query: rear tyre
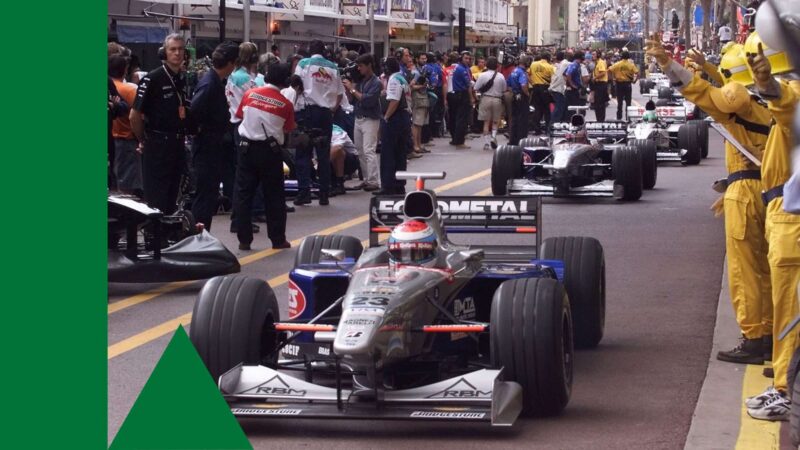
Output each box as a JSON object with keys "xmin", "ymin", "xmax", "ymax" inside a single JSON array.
[
  {"xmin": 658, "ymin": 87, "xmax": 672, "ymax": 99},
  {"xmin": 612, "ymin": 146, "xmax": 643, "ymax": 201},
  {"xmin": 655, "ymin": 99, "xmax": 669, "ymax": 107},
  {"xmin": 688, "ymin": 120, "xmax": 710, "ymax": 158},
  {"xmin": 491, "ymin": 278, "xmax": 573, "ymax": 416},
  {"xmin": 678, "ymin": 123, "xmax": 702, "ymax": 165},
  {"xmin": 294, "ymin": 234, "xmax": 363, "ymax": 267},
  {"xmin": 541, "ymin": 237, "xmax": 606, "ymax": 348},
  {"xmin": 639, "ymin": 79, "xmax": 648, "ymax": 94},
  {"xmin": 519, "ymin": 137, "xmax": 548, "ymax": 148},
  {"xmin": 633, "ymin": 139, "xmax": 658, "ymax": 190},
  {"xmin": 190, "ymin": 275, "xmax": 281, "ymax": 381},
  {"xmin": 492, "ymin": 144, "xmax": 523, "ymax": 195}
]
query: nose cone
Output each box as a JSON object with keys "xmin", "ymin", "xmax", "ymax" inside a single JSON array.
[{"xmin": 333, "ymin": 310, "xmax": 383, "ymax": 356}]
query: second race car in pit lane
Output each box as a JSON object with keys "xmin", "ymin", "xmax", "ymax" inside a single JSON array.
[
  {"xmin": 492, "ymin": 110, "xmax": 654, "ymax": 200},
  {"xmin": 626, "ymin": 100, "xmax": 710, "ymax": 165},
  {"xmin": 189, "ymin": 172, "xmax": 606, "ymax": 426}
]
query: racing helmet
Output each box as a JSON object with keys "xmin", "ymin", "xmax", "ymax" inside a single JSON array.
[
  {"xmin": 719, "ymin": 44, "xmax": 754, "ymax": 85},
  {"xmin": 388, "ymin": 220, "xmax": 438, "ymax": 267},
  {"xmin": 744, "ymin": 31, "xmax": 793, "ymax": 76},
  {"xmin": 643, "ymin": 110, "xmax": 658, "ymax": 123}
]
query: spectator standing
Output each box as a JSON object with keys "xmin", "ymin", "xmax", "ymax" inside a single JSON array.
[
  {"xmin": 529, "ymin": 52, "xmax": 554, "ymax": 134},
  {"xmin": 129, "ymin": 33, "xmax": 189, "ymax": 215},
  {"xmin": 109, "ymin": 54, "xmax": 142, "ymax": 195},
  {"xmin": 592, "ymin": 50, "xmax": 610, "ymax": 122},
  {"xmin": 507, "ymin": 55, "xmax": 531, "ymax": 145},
  {"xmin": 344, "ymin": 53, "xmax": 381, "ymax": 192},
  {"xmin": 233, "ymin": 62, "xmax": 295, "ymax": 251},
  {"xmin": 471, "ymin": 56, "xmax": 486, "ymax": 79},
  {"xmin": 293, "ymin": 40, "xmax": 344, "ymax": 206},
  {"xmin": 410, "ymin": 52, "xmax": 430, "ymax": 155},
  {"xmin": 444, "ymin": 52, "xmax": 460, "ymax": 139},
  {"xmin": 608, "ymin": 50, "xmax": 638, "ymax": 120},
  {"xmin": 718, "ymin": 24, "xmax": 733, "ymax": 45},
  {"xmin": 422, "ymin": 52, "xmax": 442, "ymax": 143},
  {"xmin": 376, "ymin": 57, "xmax": 411, "ymax": 195},
  {"xmin": 189, "ymin": 42, "xmax": 238, "ymax": 231},
  {"xmin": 473, "ymin": 56, "xmax": 506, "ymax": 150},
  {"xmin": 449, "ymin": 52, "xmax": 475, "ymax": 148},
  {"xmin": 549, "ymin": 51, "xmax": 570, "ymax": 123}
]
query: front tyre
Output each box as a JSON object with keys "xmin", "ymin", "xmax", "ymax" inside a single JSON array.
[
  {"xmin": 612, "ymin": 146, "xmax": 643, "ymax": 201},
  {"xmin": 491, "ymin": 278, "xmax": 573, "ymax": 416},
  {"xmin": 633, "ymin": 139, "xmax": 658, "ymax": 190},
  {"xmin": 678, "ymin": 123, "xmax": 702, "ymax": 165},
  {"xmin": 190, "ymin": 275, "xmax": 281, "ymax": 381},
  {"xmin": 491, "ymin": 145, "xmax": 523, "ymax": 195}
]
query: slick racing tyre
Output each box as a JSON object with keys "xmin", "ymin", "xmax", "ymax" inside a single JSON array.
[
  {"xmin": 688, "ymin": 119, "xmax": 710, "ymax": 158},
  {"xmin": 295, "ymin": 234, "xmax": 364, "ymax": 267},
  {"xmin": 190, "ymin": 275, "xmax": 281, "ymax": 381},
  {"xmin": 541, "ymin": 236, "xmax": 606, "ymax": 348},
  {"xmin": 612, "ymin": 146, "xmax": 643, "ymax": 201},
  {"xmin": 491, "ymin": 144, "xmax": 523, "ymax": 195},
  {"xmin": 658, "ymin": 86, "xmax": 672, "ymax": 100},
  {"xmin": 491, "ymin": 278, "xmax": 573, "ymax": 416},
  {"xmin": 639, "ymin": 79, "xmax": 648, "ymax": 94},
  {"xmin": 678, "ymin": 123, "xmax": 702, "ymax": 165},
  {"xmin": 633, "ymin": 139, "xmax": 658, "ymax": 190},
  {"xmin": 519, "ymin": 137, "xmax": 548, "ymax": 149},
  {"xmin": 655, "ymin": 99, "xmax": 669, "ymax": 107}
]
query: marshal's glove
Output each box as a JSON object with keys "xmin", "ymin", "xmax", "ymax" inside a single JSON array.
[{"xmin": 747, "ymin": 42, "xmax": 773, "ymax": 93}]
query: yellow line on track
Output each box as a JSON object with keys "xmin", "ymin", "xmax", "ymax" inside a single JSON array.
[
  {"xmin": 734, "ymin": 363, "xmax": 781, "ymax": 449},
  {"xmin": 108, "ymin": 172, "xmax": 492, "ymax": 360},
  {"xmin": 108, "ymin": 168, "xmax": 491, "ymax": 316}
]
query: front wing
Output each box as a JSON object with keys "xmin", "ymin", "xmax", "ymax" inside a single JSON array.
[
  {"xmin": 507, "ymin": 178, "xmax": 623, "ymax": 198},
  {"xmin": 220, "ymin": 364, "xmax": 523, "ymax": 426}
]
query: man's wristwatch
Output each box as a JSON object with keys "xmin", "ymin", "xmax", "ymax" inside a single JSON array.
[{"xmin": 351, "ymin": 89, "xmax": 357, "ymax": 95}]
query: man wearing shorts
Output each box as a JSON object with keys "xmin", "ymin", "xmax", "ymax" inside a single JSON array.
[{"xmin": 473, "ymin": 56, "xmax": 507, "ymax": 151}]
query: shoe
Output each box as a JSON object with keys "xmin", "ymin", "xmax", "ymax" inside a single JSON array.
[
  {"xmin": 272, "ymin": 241, "xmax": 291, "ymax": 250},
  {"xmin": 483, "ymin": 143, "xmax": 492, "ymax": 151},
  {"xmin": 418, "ymin": 147, "xmax": 432, "ymax": 153},
  {"xmin": 253, "ymin": 215, "xmax": 267, "ymax": 223},
  {"xmin": 407, "ymin": 152, "xmax": 423, "ymax": 159},
  {"xmin": 331, "ymin": 184, "xmax": 346, "ymax": 196},
  {"xmin": 293, "ymin": 190, "xmax": 312, "ymax": 206},
  {"xmin": 350, "ymin": 182, "xmax": 366, "ymax": 190},
  {"xmin": 448, "ymin": 141, "xmax": 456, "ymax": 145},
  {"xmin": 747, "ymin": 390, "xmax": 790, "ymax": 421},
  {"xmin": 455, "ymin": 144, "xmax": 469, "ymax": 149},
  {"xmin": 238, "ymin": 242, "xmax": 251, "ymax": 251},
  {"xmin": 716, "ymin": 336, "xmax": 765, "ymax": 365},
  {"xmin": 319, "ymin": 192, "xmax": 329, "ymax": 205},
  {"xmin": 372, "ymin": 189, "xmax": 398, "ymax": 196},
  {"xmin": 763, "ymin": 367, "xmax": 774, "ymax": 378},
  {"xmin": 745, "ymin": 386, "xmax": 781, "ymax": 409},
  {"xmin": 491, "ymin": 138, "xmax": 498, "ymax": 149},
  {"xmin": 286, "ymin": 204, "xmax": 295, "ymax": 213},
  {"xmin": 362, "ymin": 183, "xmax": 380, "ymax": 192},
  {"xmin": 763, "ymin": 335, "xmax": 773, "ymax": 361}
]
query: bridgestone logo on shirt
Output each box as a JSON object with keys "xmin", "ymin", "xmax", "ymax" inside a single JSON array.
[
  {"xmin": 409, "ymin": 411, "xmax": 486, "ymax": 419},
  {"xmin": 231, "ymin": 408, "xmax": 302, "ymax": 416},
  {"xmin": 248, "ymin": 92, "xmax": 286, "ymax": 107}
]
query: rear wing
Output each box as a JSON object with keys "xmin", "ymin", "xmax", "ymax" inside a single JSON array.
[
  {"xmin": 551, "ymin": 121, "xmax": 627, "ymax": 140},
  {"xmin": 627, "ymin": 105, "xmax": 687, "ymax": 123},
  {"xmin": 369, "ymin": 195, "xmax": 542, "ymax": 250}
]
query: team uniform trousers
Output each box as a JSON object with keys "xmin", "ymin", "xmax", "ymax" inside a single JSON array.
[
  {"xmin": 615, "ymin": 81, "xmax": 632, "ymax": 120},
  {"xmin": 234, "ymin": 139, "xmax": 287, "ymax": 247},
  {"xmin": 191, "ymin": 131, "xmax": 226, "ymax": 231},
  {"xmin": 509, "ymin": 93, "xmax": 530, "ymax": 146},
  {"xmin": 354, "ymin": 117, "xmax": 380, "ymax": 187},
  {"xmin": 142, "ymin": 131, "xmax": 185, "ymax": 215},
  {"xmin": 296, "ymin": 105, "xmax": 333, "ymax": 193},
  {"xmin": 593, "ymin": 82, "xmax": 609, "ymax": 122},
  {"xmin": 530, "ymin": 85, "xmax": 551, "ymax": 133},
  {"xmin": 550, "ymin": 91, "xmax": 566, "ymax": 123},
  {"xmin": 379, "ymin": 110, "xmax": 410, "ymax": 193},
  {"xmin": 450, "ymin": 91, "xmax": 470, "ymax": 145}
]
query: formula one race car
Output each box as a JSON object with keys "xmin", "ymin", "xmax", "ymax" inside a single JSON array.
[
  {"xmin": 108, "ymin": 194, "xmax": 240, "ymax": 283},
  {"xmin": 626, "ymin": 100, "xmax": 709, "ymax": 165},
  {"xmin": 639, "ymin": 72, "xmax": 670, "ymax": 95},
  {"xmin": 492, "ymin": 109, "xmax": 654, "ymax": 200},
  {"xmin": 189, "ymin": 172, "xmax": 606, "ymax": 426}
]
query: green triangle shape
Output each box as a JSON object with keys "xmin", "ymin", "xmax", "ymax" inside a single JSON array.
[{"xmin": 110, "ymin": 326, "xmax": 252, "ymax": 450}]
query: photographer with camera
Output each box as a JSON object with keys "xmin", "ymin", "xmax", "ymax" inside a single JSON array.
[
  {"xmin": 232, "ymin": 62, "xmax": 295, "ymax": 251},
  {"xmin": 343, "ymin": 53, "xmax": 381, "ymax": 192}
]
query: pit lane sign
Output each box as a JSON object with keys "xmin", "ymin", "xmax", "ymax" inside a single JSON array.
[
  {"xmin": 390, "ymin": 8, "xmax": 415, "ymax": 29},
  {"xmin": 342, "ymin": 3, "xmax": 367, "ymax": 26}
]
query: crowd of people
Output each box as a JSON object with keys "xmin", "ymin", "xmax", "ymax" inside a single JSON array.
[{"xmin": 580, "ymin": 0, "xmax": 643, "ymax": 42}]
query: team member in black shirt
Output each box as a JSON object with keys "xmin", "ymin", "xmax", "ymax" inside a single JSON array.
[
  {"xmin": 130, "ymin": 33, "xmax": 189, "ymax": 215},
  {"xmin": 189, "ymin": 42, "xmax": 238, "ymax": 231}
]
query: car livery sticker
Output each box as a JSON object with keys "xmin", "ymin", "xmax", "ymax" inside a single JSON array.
[{"xmin": 288, "ymin": 279, "xmax": 306, "ymax": 319}]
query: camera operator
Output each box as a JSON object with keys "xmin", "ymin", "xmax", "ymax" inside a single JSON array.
[
  {"xmin": 343, "ymin": 53, "xmax": 381, "ymax": 191},
  {"xmin": 233, "ymin": 62, "xmax": 295, "ymax": 251}
]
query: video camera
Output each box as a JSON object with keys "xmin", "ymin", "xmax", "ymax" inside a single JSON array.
[
  {"xmin": 342, "ymin": 60, "xmax": 362, "ymax": 83},
  {"xmin": 498, "ymin": 37, "xmax": 520, "ymax": 67}
]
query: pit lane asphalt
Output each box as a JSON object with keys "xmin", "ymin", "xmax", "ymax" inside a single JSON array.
[{"xmin": 108, "ymin": 96, "xmax": 726, "ymax": 449}]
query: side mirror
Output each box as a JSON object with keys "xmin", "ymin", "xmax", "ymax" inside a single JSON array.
[
  {"xmin": 460, "ymin": 249, "xmax": 484, "ymax": 263},
  {"xmin": 320, "ymin": 249, "xmax": 346, "ymax": 262}
]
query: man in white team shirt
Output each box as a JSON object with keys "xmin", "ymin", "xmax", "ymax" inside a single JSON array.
[
  {"xmin": 233, "ymin": 62, "xmax": 296, "ymax": 252},
  {"xmin": 293, "ymin": 40, "xmax": 344, "ymax": 206},
  {"xmin": 718, "ymin": 24, "xmax": 733, "ymax": 45},
  {"xmin": 473, "ymin": 56, "xmax": 507, "ymax": 150}
]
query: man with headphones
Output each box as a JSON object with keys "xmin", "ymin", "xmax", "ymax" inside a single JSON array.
[{"xmin": 130, "ymin": 33, "xmax": 189, "ymax": 215}]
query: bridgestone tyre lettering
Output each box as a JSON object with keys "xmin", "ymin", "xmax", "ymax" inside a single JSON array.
[
  {"xmin": 190, "ymin": 275, "xmax": 280, "ymax": 381},
  {"xmin": 490, "ymin": 278, "xmax": 573, "ymax": 416},
  {"xmin": 541, "ymin": 236, "xmax": 606, "ymax": 348},
  {"xmin": 633, "ymin": 139, "xmax": 658, "ymax": 189},
  {"xmin": 491, "ymin": 145, "xmax": 523, "ymax": 195},
  {"xmin": 688, "ymin": 119, "xmax": 710, "ymax": 158},
  {"xmin": 294, "ymin": 234, "xmax": 363, "ymax": 267},
  {"xmin": 612, "ymin": 146, "xmax": 643, "ymax": 201},
  {"xmin": 679, "ymin": 123, "xmax": 702, "ymax": 165}
]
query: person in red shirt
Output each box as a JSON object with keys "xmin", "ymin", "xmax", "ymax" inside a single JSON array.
[
  {"xmin": 233, "ymin": 62, "xmax": 296, "ymax": 251},
  {"xmin": 109, "ymin": 52, "xmax": 142, "ymax": 195}
]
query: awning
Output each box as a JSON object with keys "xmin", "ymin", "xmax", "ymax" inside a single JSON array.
[{"xmin": 116, "ymin": 24, "xmax": 169, "ymax": 44}]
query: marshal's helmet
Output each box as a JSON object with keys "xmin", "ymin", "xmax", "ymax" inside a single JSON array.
[{"xmin": 388, "ymin": 220, "xmax": 438, "ymax": 267}]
